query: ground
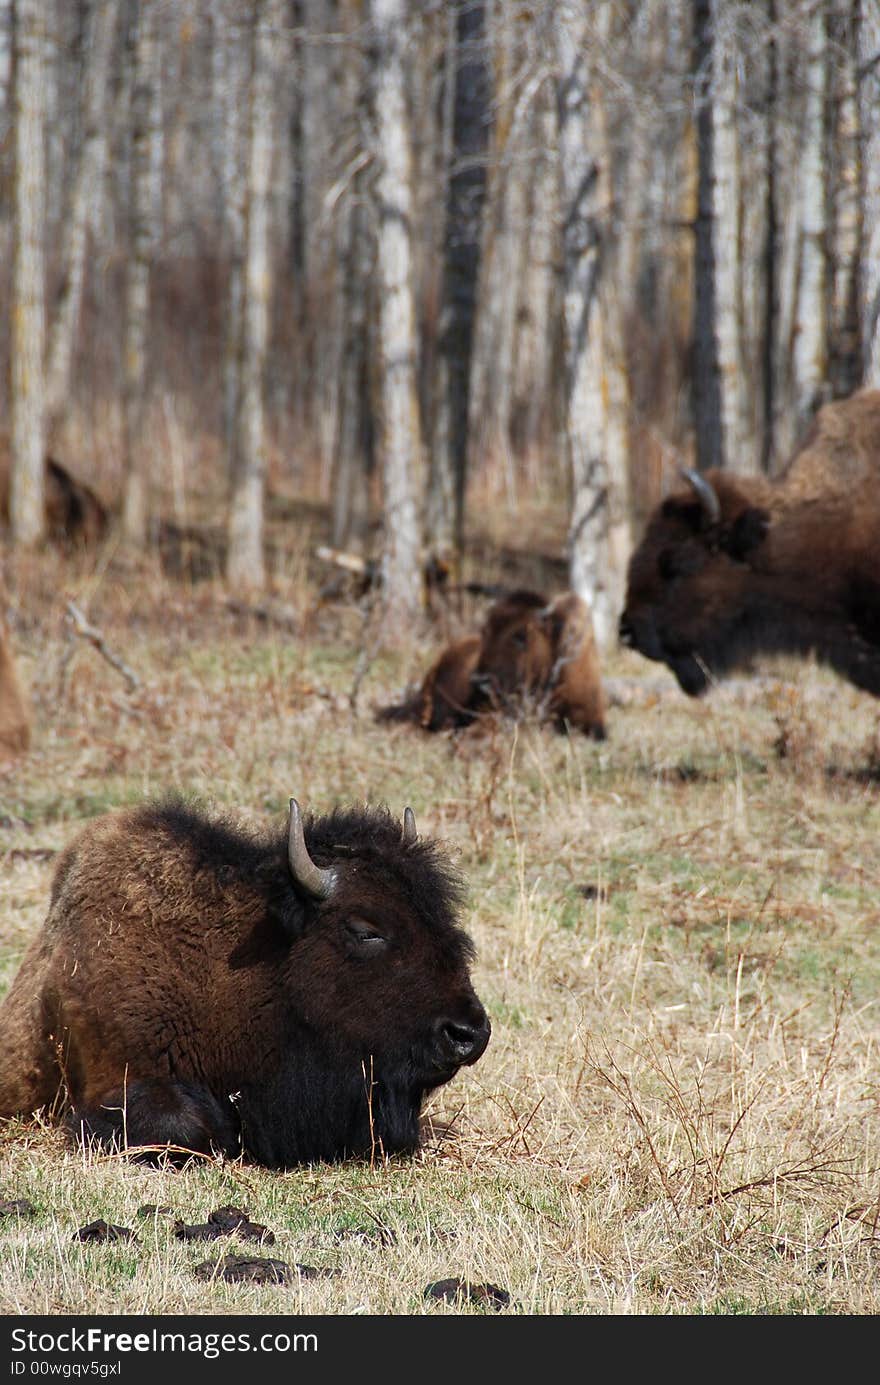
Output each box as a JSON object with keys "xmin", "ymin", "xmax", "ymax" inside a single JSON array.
[{"xmin": 1, "ymin": 487, "xmax": 878, "ymax": 1315}]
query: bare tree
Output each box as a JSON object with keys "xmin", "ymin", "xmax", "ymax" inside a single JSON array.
[
  {"xmin": 712, "ymin": 2, "xmax": 756, "ymax": 474},
  {"xmin": 330, "ymin": 0, "xmax": 373, "ymax": 553},
  {"xmin": 227, "ymin": 0, "xmax": 283, "ymax": 591},
  {"xmin": 692, "ymin": 0, "xmax": 723, "ymax": 472},
  {"xmin": 45, "ymin": 0, "xmax": 120, "ymax": 440},
  {"xmin": 430, "ymin": 0, "xmax": 490, "ymax": 558},
  {"xmin": 121, "ymin": 0, "xmax": 160, "ymax": 546},
  {"xmin": 10, "ymin": 0, "xmax": 47, "ymax": 547},
  {"xmin": 790, "ymin": 0, "xmax": 830, "ymax": 435},
  {"xmin": 556, "ymin": 2, "xmax": 624, "ymax": 652},
  {"xmin": 860, "ymin": 0, "xmax": 880, "ymax": 385},
  {"xmin": 369, "ymin": 0, "xmax": 425, "ymax": 635}
]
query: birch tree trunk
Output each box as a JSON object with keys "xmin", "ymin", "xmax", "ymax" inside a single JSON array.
[
  {"xmin": 122, "ymin": 0, "xmax": 159, "ymax": 546},
  {"xmin": 829, "ymin": 0, "xmax": 861, "ymax": 397},
  {"xmin": 330, "ymin": 0, "xmax": 372, "ymax": 553},
  {"xmin": 511, "ymin": 84, "xmax": 557, "ymax": 467},
  {"xmin": 860, "ymin": 0, "xmax": 880, "ymax": 386},
  {"xmin": 791, "ymin": 1, "xmax": 829, "ymax": 436},
  {"xmin": 468, "ymin": 2, "xmax": 534, "ymax": 485},
  {"xmin": 712, "ymin": 3, "xmax": 755, "ymax": 474},
  {"xmin": 557, "ymin": 3, "xmax": 619, "ymax": 652},
  {"xmin": 227, "ymin": 0, "xmax": 281, "ymax": 592},
  {"xmin": 45, "ymin": 0, "xmax": 119, "ymax": 440},
  {"xmin": 217, "ymin": 0, "xmax": 248, "ymax": 469},
  {"xmin": 692, "ymin": 0, "xmax": 723, "ymax": 472},
  {"xmin": 0, "ymin": 0, "xmax": 12, "ymax": 154},
  {"xmin": 10, "ymin": 0, "xmax": 47, "ymax": 547},
  {"xmin": 370, "ymin": 0, "xmax": 424, "ymax": 636},
  {"xmin": 430, "ymin": 0, "xmax": 489, "ymax": 557}
]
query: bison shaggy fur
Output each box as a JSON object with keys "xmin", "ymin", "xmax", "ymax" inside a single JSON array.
[
  {"xmin": 619, "ymin": 388, "xmax": 880, "ymax": 697},
  {"xmin": 0, "ymin": 799, "xmax": 490, "ymax": 1168}
]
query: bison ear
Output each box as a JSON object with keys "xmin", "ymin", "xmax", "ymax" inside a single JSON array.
[{"xmin": 723, "ymin": 507, "xmax": 770, "ymax": 562}]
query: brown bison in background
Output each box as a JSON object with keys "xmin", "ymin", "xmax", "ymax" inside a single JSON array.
[
  {"xmin": 379, "ymin": 589, "xmax": 607, "ymax": 738},
  {"xmin": 0, "ymin": 608, "xmax": 30, "ymax": 755},
  {"xmin": 0, "ymin": 798, "xmax": 490, "ymax": 1168},
  {"xmin": 0, "ymin": 456, "xmax": 108, "ymax": 549},
  {"xmin": 619, "ymin": 388, "xmax": 880, "ymax": 697}
]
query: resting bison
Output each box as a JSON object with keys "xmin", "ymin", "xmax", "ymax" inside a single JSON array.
[
  {"xmin": 379, "ymin": 589, "xmax": 607, "ymax": 738},
  {"xmin": 0, "ymin": 798, "xmax": 490, "ymax": 1168},
  {"xmin": 0, "ymin": 456, "xmax": 108, "ymax": 549},
  {"xmin": 0, "ymin": 595, "xmax": 30, "ymax": 754},
  {"xmin": 619, "ymin": 389, "xmax": 880, "ymax": 696}
]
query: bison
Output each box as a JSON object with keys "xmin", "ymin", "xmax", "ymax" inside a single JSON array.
[
  {"xmin": 0, "ymin": 455, "xmax": 108, "ymax": 550},
  {"xmin": 0, "ymin": 594, "xmax": 30, "ymax": 755},
  {"xmin": 0, "ymin": 798, "xmax": 490, "ymax": 1168},
  {"xmin": 378, "ymin": 588, "xmax": 607, "ymax": 738},
  {"xmin": 619, "ymin": 388, "xmax": 880, "ymax": 697}
]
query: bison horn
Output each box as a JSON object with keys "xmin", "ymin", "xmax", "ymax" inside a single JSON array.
[
  {"xmin": 681, "ymin": 467, "xmax": 721, "ymax": 526},
  {"xmin": 288, "ymin": 798, "xmax": 337, "ymax": 899},
  {"xmin": 402, "ymin": 806, "xmax": 417, "ymax": 844}
]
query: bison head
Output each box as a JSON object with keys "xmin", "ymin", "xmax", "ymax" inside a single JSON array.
[
  {"xmin": 0, "ymin": 797, "xmax": 490, "ymax": 1170},
  {"xmin": 619, "ymin": 469, "xmax": 771, "ymax": 695},
  {"xmin": 230, "ymin": 799, "xmax": 492, "ymax": 1165},
  {"xmin": 472, "ymin": 590, "xmax": 554, "ymax": 710}
]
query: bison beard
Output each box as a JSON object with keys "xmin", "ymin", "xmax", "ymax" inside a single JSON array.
[{"xmin": 0, "ymin": 800, "xmax": 490, "ymax": 1169}]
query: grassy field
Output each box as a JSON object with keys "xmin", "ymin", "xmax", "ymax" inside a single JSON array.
[{"xmin": 1, "ymin": 502, "xmax": 879, "ymax": 1317}]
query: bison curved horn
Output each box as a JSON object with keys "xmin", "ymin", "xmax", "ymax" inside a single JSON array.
[
  {"xmin": 681, "ymin": 467, "xmax": 721, "ymax": 526},
  {"xmin": 402, "ymin": 806, "xmax": 417, "ymax": 844},
  {"xmin": 288, "ymin": 798, "xmax": 337, "ymax": 899}
]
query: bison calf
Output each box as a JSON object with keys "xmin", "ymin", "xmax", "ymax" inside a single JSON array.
[{"xmin": 0, "ymin": 799, "xmax": 490, "ymax": 1168}]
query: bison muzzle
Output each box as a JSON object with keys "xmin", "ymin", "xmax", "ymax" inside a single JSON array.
[{"xmin": 0, "ymin": 798, "xmax": 490, "ymax": 1168}]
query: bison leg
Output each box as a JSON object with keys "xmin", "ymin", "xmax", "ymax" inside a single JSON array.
[{"xmin": 68, "ymin": 1079, "xmax": 241, "ymax": 1164}]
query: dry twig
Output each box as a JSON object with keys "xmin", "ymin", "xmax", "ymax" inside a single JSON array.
[{"xmin": 65, "ymin": 601, "xmax": 140, "ymax": 692}]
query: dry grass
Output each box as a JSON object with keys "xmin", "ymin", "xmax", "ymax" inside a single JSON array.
[{"xmin": 1, "ymin": 514, "xmax": 879, "ymax": 1317}]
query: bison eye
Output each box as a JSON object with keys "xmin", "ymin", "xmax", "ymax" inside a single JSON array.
[
  {"xmin": 657, "ymin": 549, "xmax": 678, "ymax": 581},
  {"xmin": 658, "ymin": 547, "xmax": 702, "ymax": 581},
  {"xmin": 344, "ymin": 918, "xmax": 388, "ymax": 953}
]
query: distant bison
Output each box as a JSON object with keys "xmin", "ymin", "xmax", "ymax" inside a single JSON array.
[
  {"xmin": 619, "ymin": 388, "xmax": 880, "ymax": 697},
  {"xmin": 379, "ymin": 589, "xmax": 607, "ymax": 738},
  {"xmin": 0, "ymin": 456, "xmax": 108, "ymax": 549},
  {"xmin": 0, "ymin": 799, "xmax": 490, "ymax": 1167},
  {"xmin": 0, "ymin": 593, "xmax": 30, "ymax": 755}
]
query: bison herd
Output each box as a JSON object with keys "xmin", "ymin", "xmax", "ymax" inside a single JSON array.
[{"xmin": 2, "ymin": 387, "xmax": 880, "ymax": 1169}]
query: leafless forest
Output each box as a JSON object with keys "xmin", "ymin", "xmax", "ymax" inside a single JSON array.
[{"xmin": 2, "ymin": 0, "xmax": 879, "ymax": 642}]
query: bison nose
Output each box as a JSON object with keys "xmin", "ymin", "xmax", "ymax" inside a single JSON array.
[{"xmin": 434, "ymin": 1014, "xmax": 491, "ymax": 1068}]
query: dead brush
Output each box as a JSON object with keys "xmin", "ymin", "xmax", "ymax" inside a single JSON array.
[
  {"xmin": 580, "ymin": 983, "xmax": 873, "ymax": 1249},
  {"xmin": 768, "ymin": 682, "xmax": 820, "ymax": 773}
]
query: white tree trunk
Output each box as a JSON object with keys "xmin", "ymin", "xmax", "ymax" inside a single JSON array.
[
  {"xmin": 227, "ymin": 0, "xmax": 281, "ymax": 592},
  {"xmin": 371, "ymin": 0, "xmax": 424, "ymax": 635},
  {"xmin": 10, "ymin": 0, "xmax": 46, "ymax": 547},
  {"xmin": 45, "ymin": 0, "xmax": 119, "ymax": 437},
  {"xmin": 0, "ymin": 0, "xmax": 12, "ymax": 151},
  {"xmin": 791, "ymin": 2, "xmax": 828, "ymax": 434},
  {"xmin": 860, "ymin": 0, "xmax": 880, "ymax": 386},
  {"xmin": 557, "ymin": 2, "xmax": 623, "ymax": 653},
  {"xmin": 712, "ymin": 3, "xmax": 755, "ymax": 474},
  {"xmin": 122, "ymin": 0, "xmax": 159, "ymax": 546}
]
